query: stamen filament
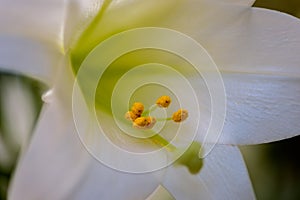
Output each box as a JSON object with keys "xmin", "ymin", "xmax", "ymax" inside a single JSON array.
[
  {"xmin": 149, "ymin": 134, "xmax": 177, "ymax": 152},
  {"xmin": 150, "ymin": 134, "xmax": 203, "ymax": 175},
  {"xmin": 123, "ymin": 97, "xmax": 201, "ymax": 174},
  {"xmin": 142, "ymin": 105, "xmax": 158, "ymax": 116},
  {"xmin": 156, "ymin": 117, "xmax": 172, "ymax": 121}
]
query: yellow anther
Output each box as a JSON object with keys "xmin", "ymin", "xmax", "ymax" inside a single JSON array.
[
  {"xmin": 156, "ymin": 96, "xmax": 171, "ymax": 108},
  {"xmin": 145, "ymin": 117, "xmax": 156, "ymax": 129},
  {"xmin": 131, "ymin": 102, "xmax": 144, "ymax": 115},
  {"xmin": 134, "ymin": 117, "xmax": 148, "ymax": 126},
  {"xmin": 133, "ymin": 116, "xmax": 156, "ymax": 130},
  {"xmin": 125, "ymin": 111, "xmax": 140, "ymax": 121},
  {"xmin": 172, "ymin": 109, "xmax": 188, "ymax": 122}
]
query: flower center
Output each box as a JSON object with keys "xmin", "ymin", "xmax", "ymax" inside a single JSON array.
[
  {"xmin": 125, "ymin": 95, "xmax": 188, "ymax": 129},
  {"xmin": 124, "ymin": 96, "xmax": 202, "ymax": 174}
]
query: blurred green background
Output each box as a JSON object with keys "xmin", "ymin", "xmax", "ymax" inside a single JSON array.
[
  {"xmin": 254, "ymin": 0, "xmax": 300, "ymax": 18},
  {"xmin": 0, "ymin": 1, "xmax": 300, "ymax": 199}
]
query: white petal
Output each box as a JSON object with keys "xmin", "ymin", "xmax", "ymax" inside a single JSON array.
[
  {"xmin": 0, "ymin": 0, "xmax": 65, "ymax": 84},
  {"xmin": 0, "ymin": 0, "xmax": 103, "ymax": 83},
  {"xmin": 70, "ymin": 0, "xmax": 252, "ymax": 67},
  {"xmin": 7, "ymin": 60, "xmax": 90, "ymax": 199},
  {"xmin": 102, "ymin": 2, "xmax": 299, "ymax": 77},
  {"xmin": 146, "ymin": 1, "xmax": 300, "ymax": 79},
  {"xmin": 148, "ymin": 2, "xmax": 300, "ymax": 78},
  {"xmin": 203, "ymin": 8, "xmax": 300, "ymax": 77},
  {"xmin": 63, "ymin": 0, "xmax": 103, "ymax": 49},
  {"xmin": 146, "ymin": 185, "xmax": 175, "ymax": 200},
  {"xmin": 219, "ymin": 73, "xmax": 300, "ymax": 145},
  {"xmin": 8, "ymin": 92, "xmax": 92, "ymax": 200},
  {"xmin": 9, "ymin": 96, "xmax": 163, "ymax": 200},
  {"xmin": 9, "ymin": 62, "xmax": 163, "ymax": 199},
  {"xmin": 202, "ymin": 8, "xmax": 300, "ymax": 144},
  {"xmin": 0, "ymin": 35, "xmax": 63, "ymax": 85},
  {"xmin": 217, "ymin": 0, "xmax": 256, "ymax": 6},
  {"xmin": 70, "ymin": 158, "xmax": 164, "ymax": 200},
  {"xmin": 0, "ymin": 0, "xmax": 64, "ymax": 46},
  {"xmin": 162, "ymin": 145, "xmax": 255, "ymax": 199},
  {"xmin": 72, "ymin": 1, "xmax": 300, "ymax": 145},
  {"xmin": 60, "ymin": 111, "xmax": 165, "ymax": 200},
  {"xmin": 146, "ymin": 5, "xmax": 300, "ymax": 144}
]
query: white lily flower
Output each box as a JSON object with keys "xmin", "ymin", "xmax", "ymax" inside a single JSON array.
[{"xmin": 1, "ymin": 0, "xmax": 300, "ymax": 199}]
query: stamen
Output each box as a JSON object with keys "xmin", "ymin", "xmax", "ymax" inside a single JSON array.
[
  {"xmin": 125, "ymin": 111, "xmax": 140, "ymax": 121},
  {"xmin": 123, "ymin": 99, "xmax": 200, "ymax": 175},
  {"xmin": 131, "ymin": 102, "xmax": 144, "ymax": 115},
  {"xmin": 156, "ymin": 96, "xmax": 171, "ymax": 108},
  {"xmin": 133, "ymin": 116, "xmax": 156, "ymax": 130},
  {"xmin": 156, "ymin": 117, "xmax": 172, "ymax": 122},
  {"xmin": 143, "ymin": 105, "xmax": 157, "ymax": 116},
  {"xmin": 172, "ymin": 109, "xmax": 188, "ymax": 122},
  {"xmin": 150, "ymin": 134, "xmax": 177, "ymax": 152}
]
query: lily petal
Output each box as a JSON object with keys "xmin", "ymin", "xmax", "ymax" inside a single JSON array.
[
  {"xmin": 149, "ymin": 5, "xmax": 300, "ymax": 144},
  {"xmin": 9, "ymin": 61, "xmax": 163, "ymax": 199},
  {"xmin": 146, "ymin": 185, "xmax": 175, "ymax": 200},
  {"xmin": 7, "ymin": 58, "xmax": 91, "ymax": 199},
  {"xmin": 162, "ymin": 144, "xmax": 255, "ymax": 199},
  {"xmin": 83, "ymin": 2, "xmax": 300, "ymax": 144},
  {"xmin": 0, "ymin": 36, "xmax": 61, "ymax": 85},
  {"xmin": 220, "ymin": 73, "xmax": 300, "ymax": 145},
  {"xmin": 202, "ymin": 8, "xmax": 300, "ymax": 144},
  {"xmin": 216, "ymin": 0, "xmax": 255, "ymax": 6},
  {"xmin": 69, "ymin": 158, "xmax": 164, "ymax": 200},
  {"xmin": 0, "ymin": 0, "xmax": 104, "ymax": 83},
  {"xmin": 62, "ymin": 0, "xmax": 103, "ymax": 50},
  {"xmin": 7, "ymin": 91, "xmax": 92, "ymax": 200},
  {"xmin": 70, "ymin": 0, "xmax": 252, "ymax": 68},
  {"xmin": 203, "ymin": 8, "xmax": 300, "ymax": 77},
  {"xmin": 0, "ymin": 0, "xmax": 64, "ymax": 45},
  {"xmin": 0, "ymin": 35, "xmax": 62, "ymax": 85},
  {"xmin": 9, "ymin": 98, "xmax": 163, "ymax": 200},
  {"xmin": 125, "ymin": 2, "xmax": 300, "ymax": 77}
]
